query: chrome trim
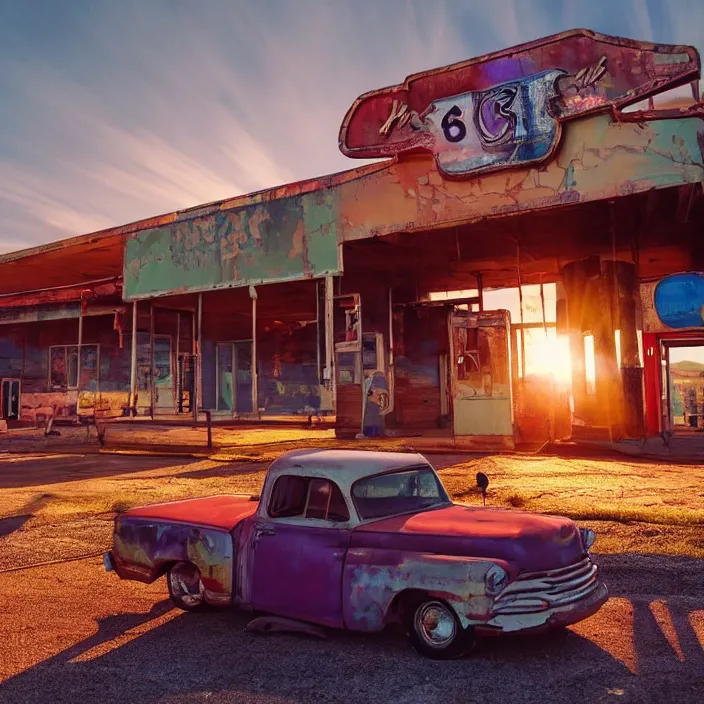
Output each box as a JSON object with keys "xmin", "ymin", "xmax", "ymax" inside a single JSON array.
[
  {"xmin": 493, "ymin": 557, "xmax": 599, "ymax": 615},
  {"xmin": 203, "ymin": 590, "xmax": 232, "ymax": 606}
]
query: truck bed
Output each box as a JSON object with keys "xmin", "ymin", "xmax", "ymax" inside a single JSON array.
[{"xmin": 121, "ymin": 494, "xmax": 258, "ymax": 531}]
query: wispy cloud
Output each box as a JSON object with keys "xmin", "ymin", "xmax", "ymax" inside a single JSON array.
[{"xmin": 0, "ymin": 0, "xmax": 701, "ymax": 251}]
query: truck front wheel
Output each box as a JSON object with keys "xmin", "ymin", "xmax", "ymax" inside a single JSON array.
[
  {"xmin": 407, "ymin": 599, "xmax": 474, "ymax": 659},
  {"xmin": 167, "ymin": 562, "xmax": 205, "ymax": 611}
]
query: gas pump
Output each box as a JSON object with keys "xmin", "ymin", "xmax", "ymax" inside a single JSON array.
[{"xmin": 360, "ymin": 332, "xmax": 392, "ymax": 437}]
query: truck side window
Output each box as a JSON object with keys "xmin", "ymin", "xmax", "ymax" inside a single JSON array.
[
  {"xmin": 268, "ymin": 475, "xmax": 350, "ymax": 522},
  {"xmin": 268, "ymin": 475, "xmax": 307, "ymax": 518},
  {"xmin": 305, "ymin": 479, "xmax": 350, "ymax": 522}
]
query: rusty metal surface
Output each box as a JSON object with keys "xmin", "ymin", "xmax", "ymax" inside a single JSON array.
[
  {"xmin": 339, "ymin": 28, "xmax": 700, "ymax": 178},
  {"xmin": 111, "ymin": 517, "xmax": 234, "ymax": 604},
  {"xmin": 343, "ymin": 551, "xmax": 500, "ymax": 631}
]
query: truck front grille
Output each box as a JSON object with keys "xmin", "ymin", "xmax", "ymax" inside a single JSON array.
[{"xmin": 492, "ymin": 557, "xmax": 599, "ymax": 615}]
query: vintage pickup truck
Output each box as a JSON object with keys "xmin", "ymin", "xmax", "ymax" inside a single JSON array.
[{"xmin": 104, "ymin": 449, "xmax": 608, "ymax": 658}]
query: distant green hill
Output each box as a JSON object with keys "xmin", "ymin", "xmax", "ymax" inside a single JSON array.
[{"xmin": 671, "ymin": 360, "xmax": 704, "ymax": 372}]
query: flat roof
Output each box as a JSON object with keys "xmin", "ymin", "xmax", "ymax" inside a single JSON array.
[{"xmin": 0, "ymin": 159, "xmax": 390, "ymax": 295}]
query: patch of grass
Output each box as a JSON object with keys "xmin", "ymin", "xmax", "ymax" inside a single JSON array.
[
  {"xmin": 547, "ymin": 505, "xmax": 704, "ymax": 527},
  {"xmin": 453, "ymin": 486, "xmax": 704, "ymax": 529},
  {"xmin": 504, "ymin": 493, "xmax": 527, "ymax": 508},
  {"xmin": 111, "ymin": 499, "xmax": 133, "ymax": 514}
]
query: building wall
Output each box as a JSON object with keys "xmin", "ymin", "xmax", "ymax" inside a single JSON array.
[{"xmin": 122, "ymin": 114, "xmax": 704, "ymax": 302}]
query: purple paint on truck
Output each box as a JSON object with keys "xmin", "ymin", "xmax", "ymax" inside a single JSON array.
[{"xmin": 105, "ymin": 449, "xmax": 608, "ymax": 659}]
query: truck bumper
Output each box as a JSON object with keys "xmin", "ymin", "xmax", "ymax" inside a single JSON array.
[{"xmin": 478, "ymin": 581, "xmax": 609, "ymax": 635}]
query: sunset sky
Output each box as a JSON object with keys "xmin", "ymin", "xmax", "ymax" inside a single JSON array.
[{"xmin": 0, "ymin": 0, "xmax": 702, "ymax": 252}]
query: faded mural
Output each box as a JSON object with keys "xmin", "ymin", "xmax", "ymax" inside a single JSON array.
[{"xmin": 124, "ymin": 191, "xmax": 341, "ymax": 300}]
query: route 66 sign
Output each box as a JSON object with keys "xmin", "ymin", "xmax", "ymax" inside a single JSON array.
[
  {"xmin": 338, "ymin": 29, "xmax": 699, "ymax": 178},
  {"xmin": 420, "ymin": 69, "xmax": 564, "ymax": 176}
]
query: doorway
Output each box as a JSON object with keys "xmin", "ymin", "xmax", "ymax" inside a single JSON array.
[
  {"xmin": 215, "ymin": 341, "xmax": 253, "ymax": 414},
  {"xmin": 1, "ymin": 379, "xmax": 20, "ymax": 420},
  {"xmin": 663, "ymin": 341, "xmax": 704, "ymax": 433},
  {"xmin": 449, "ymin": 310, "xmax": 513, "ymax": 443},
  {"xmin": 176, "ymin": 354, "xmax": 195, "ymax": 413}
]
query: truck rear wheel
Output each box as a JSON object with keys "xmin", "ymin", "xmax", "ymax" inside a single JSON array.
[
  {"xmin": 167, "ymin": 562, "xmax": 205, "ymax": 611},
  {"xmin": 407, "ymin": 598, "xmax": 474, "ymax": 659}
]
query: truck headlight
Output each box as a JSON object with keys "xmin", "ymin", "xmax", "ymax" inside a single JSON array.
[
  {"xmin": 485, "ymin": 564, "xmax": 508, "ymax": 595},
  {"xmin": 579, "ymin": 528, "xmax": 596, "ymax": 550}
]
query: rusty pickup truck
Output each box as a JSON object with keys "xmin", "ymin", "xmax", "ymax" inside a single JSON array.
[{"xmin": 104, "ymin": 449, "xmax": 608, "ymax": 658}]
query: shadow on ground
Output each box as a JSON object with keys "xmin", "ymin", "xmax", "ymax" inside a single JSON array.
[
  {"xmin": 1, "ymin": 554, "xmax": 702, "ymax": 704},
  {"xmin": 0, "ymin": 494, "xmax": 52, "ymax": 536},
  {"xmin": 0, "ymin": 455, "xmax": 200, "ymax": 489}
]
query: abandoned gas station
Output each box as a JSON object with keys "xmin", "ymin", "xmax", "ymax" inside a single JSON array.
[{"xmin": 0, "ymin": 29, "xmax": 703, "ymax": 451}]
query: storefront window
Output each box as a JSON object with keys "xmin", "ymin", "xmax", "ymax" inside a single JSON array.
[{"xmin": 49, "ymin": 345, "xmax": 99, "ymax": 390}]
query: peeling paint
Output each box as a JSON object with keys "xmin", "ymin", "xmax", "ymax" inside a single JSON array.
[
  {"xmin": 107, "ymin": 449, "xmax": 608, "ymax": 649},
  {"xmin": 123, "ymin": 111, "xmax": 703, "ymax": 300},
  {"xmin": 339, "ymin": 114, "xmax": 704, "ymax": 242},
  {"xmin": 124, "ymin": 191, "xmax": 341, "ymax": 300},
  {"xmin": 339, "ymin": 29, "xmax": 699, "ymax": 164},
  {"xmin": 112, "ymin": 518, "xmax": 234, "ymax": 602},
  {"xmin": 343, "ymin": 551, "xmax": 497, "ymax": 631}
]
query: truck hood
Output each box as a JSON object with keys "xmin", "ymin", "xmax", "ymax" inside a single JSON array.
[
  {"xmin": 120, "ymin": 494, "xmax": 258, "ymax": 531},
  {"xmin": 353, "ymin": 503, "xmax": 586, "ymax": 572}
]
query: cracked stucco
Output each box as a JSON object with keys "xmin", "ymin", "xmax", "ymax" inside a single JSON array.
[{"xmin": 123, "ymin": 112, "xmax": 704, "ymax": 299}]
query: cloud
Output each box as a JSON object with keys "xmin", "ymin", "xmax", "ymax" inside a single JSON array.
[{"xmin": 0, "ymin": 0, "xmax": 701, "ymax": 252}]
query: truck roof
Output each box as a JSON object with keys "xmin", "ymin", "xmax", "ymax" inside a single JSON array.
[{"xmin": 267, "ymin": 449, "xmax": 431, "ymax": 485}]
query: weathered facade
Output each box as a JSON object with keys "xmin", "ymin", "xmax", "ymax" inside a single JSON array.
[{"xmin": 1, "ymin": 29, "xmax": 703, "ymax": 449}]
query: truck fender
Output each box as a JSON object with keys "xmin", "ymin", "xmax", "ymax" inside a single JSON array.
[{"xmin": 342, "ymin": 548, "xmax": 512, "ymax": 632}]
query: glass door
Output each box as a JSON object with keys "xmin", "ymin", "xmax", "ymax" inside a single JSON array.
[
  {"xmin": 216, "ymin": 341, "xmax": 253, "ymax": 414},
  {"xmin": 665, "ymin": 342, "xmax": 704, "ymax": 433},
  {"xmin": 450, "ymin": 310, "xmax": 513, "ymax": 439}
]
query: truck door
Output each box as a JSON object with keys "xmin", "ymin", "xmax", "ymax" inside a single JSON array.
[{"xmin": 246, "ymin": 475, "xmax": 352, "ymax": 628}]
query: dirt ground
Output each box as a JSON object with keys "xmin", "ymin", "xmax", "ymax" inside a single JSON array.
[
  {"xmin": 1, "ymin": 450, "xmax": 702, "ymax": 569},
  {"xmin": 0, "ymin": 450, "xmax": 703, "ymax": 702}
]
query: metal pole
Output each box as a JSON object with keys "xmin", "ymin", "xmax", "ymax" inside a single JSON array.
[
  {"xmin": 130, "ymin": 301, "xmax": 138, "ymax": 416},
  {"xmin": 324, "ymin": 276, "xmax": 335, "ymax": 410},
  {"xmin": 193, "ymin": 293, "xmax": 202, "ymax": 423},
  {"xmin": 517, "ymin": 245, "xmax": 525, "ymax": 378},
  {"xmin": 175, "ymin": 311, "xmax": 181, "ymax": 413},
  {"xmin": 250, "ymin": 287, "xmax": 258, "ymax": 418},
  {"xmin": 316, "ymin": 281, "xmax": 322, "ymax": 383},
  {"xmin": 76, "ymin": 301, "xmax": 84, "ymax": 426},
  {"xmin": 77, "ymin": 303, "xmax": 84, "ymax": 386},
  {"xmin": 149, "ymin": 302, "xmax": 155, "ymax": 419},
  {"xmin": 388, "ymin": 287, "xmax": 394, "ymax": 409},
  {"xmin": 191, "ymin": 306, "xmax": 196, "ymax": 417}
]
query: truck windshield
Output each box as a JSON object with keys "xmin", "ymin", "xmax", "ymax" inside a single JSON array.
[{"xmin": 351, "ymin": 467, "xmax": 450, "ymax": 520}]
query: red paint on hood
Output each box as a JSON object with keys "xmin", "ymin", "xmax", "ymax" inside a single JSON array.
[
  {"xmin": 354, "ymin": 504, "xmax": 585, "ymax": 572},
  {"xmin": 359, "ymin": 504, "xmax": 573, "ymax": 538},
  {"xmin": 122, "ymin": 495, "xmax": 258, "ymax": 531}
]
